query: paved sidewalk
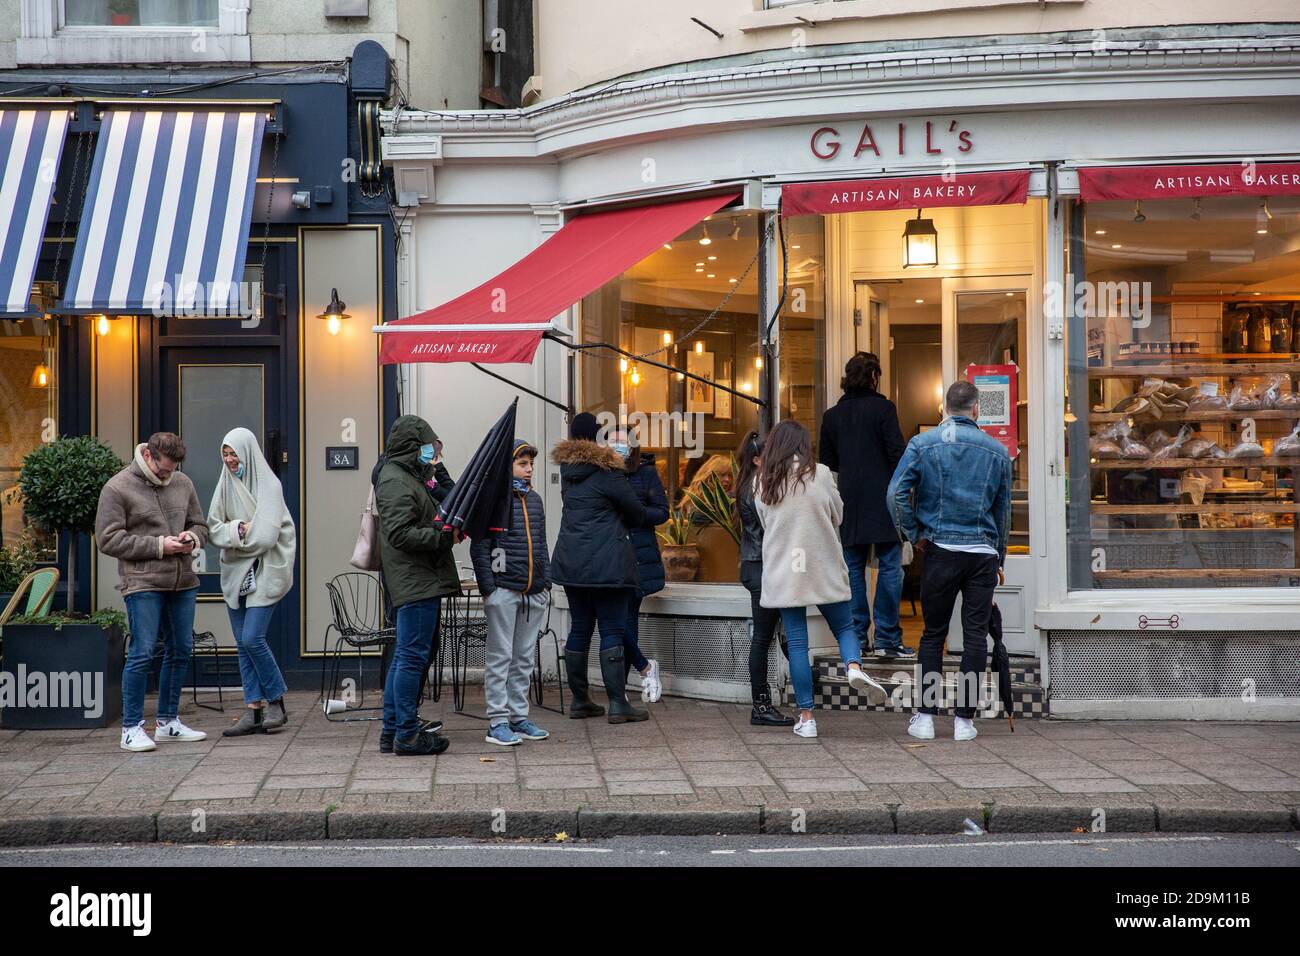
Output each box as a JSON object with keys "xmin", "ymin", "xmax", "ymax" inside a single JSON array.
[{"xmin": 1, "ymin": 690, "xmax": 1298, "ymax": 845}]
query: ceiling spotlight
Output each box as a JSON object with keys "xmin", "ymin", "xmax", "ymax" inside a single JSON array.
[
  {"xmin": 696, "ymin": 261, "xmax": 704, "ymax": 267},
  {"xmin": 1133, "ymin": 201, "xmax": 1145, "ymax": 223},
  {"xmin": 662, "ymin": 243, "xmax": 672, "ymax": 251},
  {"xmin": 699, "ymin": 222, "xmax": 712, "ymax": 246},
  {"xmin": 707, "ymin": 273, "xmax": 715, "ymax": 278},
  {"xmin": 1111, "ymin": 243, "xmax": 1123, "ymax": 249},
  {"xmin": 707, "ymin": 255, "xmax": 716, "ymax": 261},
  {"xmin": 1094, "ymin": 229, "xmax": 1107, "ymax": 236},
  {"xmin": 915, "ymin": 298, "xmax": 925, "ymax": 304}
]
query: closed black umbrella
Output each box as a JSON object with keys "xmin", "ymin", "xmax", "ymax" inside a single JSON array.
[
  {"xmin": 436, "ymin": 399, "xmax": 517, "ymax": 541},
  {"xmin": 988, "ymin": 603, "xmax": 1015, "ymax": 732}
]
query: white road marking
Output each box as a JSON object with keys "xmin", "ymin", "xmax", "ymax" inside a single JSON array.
[{"xmin": 733, "ymin": 836, "xmax": 1223, "ymax": 854}]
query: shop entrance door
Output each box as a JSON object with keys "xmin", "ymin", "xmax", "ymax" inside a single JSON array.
[{"xmin": 859, "ymin": 275, "xmax": 1037, "ymax": 656}]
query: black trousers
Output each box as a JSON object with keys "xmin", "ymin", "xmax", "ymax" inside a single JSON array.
[
  {"xmin": 740, "ymin": 560, "xmax": 787, "ymax": 701},
  {"xmin": 918, "ymin": 546, "xmax": 996, "ymax": 719}
]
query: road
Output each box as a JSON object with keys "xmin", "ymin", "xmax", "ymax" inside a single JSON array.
[{"xmin": 2, "ymin": 833, "xmax": 1298, "ymax": 867}]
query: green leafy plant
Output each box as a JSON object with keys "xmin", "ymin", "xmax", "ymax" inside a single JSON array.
[
  {"xmin": 0, "ymin": 538, "xmax": 40, "ymax": 593},
  {"xmin": 682, "ymin": 475, "xmax": 741, "ymax": 546},
  {"xmin": 656, "ymin": 510, "xmax": 694, "ymax": 547},
  {"xmin": 18, "ymin": 436, "xmax": 124, "ymax": 610},
  {"xmin": 9, "ymin": 607, "xmax": 127, "ymax": 636}
]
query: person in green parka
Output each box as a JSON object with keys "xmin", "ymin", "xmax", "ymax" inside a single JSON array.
[{"xmin": 374, "ymin": 415, "xmax": 461, "ymax": 756}]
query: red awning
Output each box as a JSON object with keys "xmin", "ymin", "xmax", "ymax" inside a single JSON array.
[
  {"xmin": 781, "ymin": 170, "xmax": 1028, "ymax": 216},
  {"xmin": 378, "ymin": 191, "xmax": 740, "ymax": 364},
  {"xmin": 1078, "ymin": 163, "xmax": 1300, "ymax": 201}
]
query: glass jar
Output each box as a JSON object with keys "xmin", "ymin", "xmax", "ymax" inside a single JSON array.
[
  {"xmin": 1223, "ymin": 308, "xmax": 1250, "ymax": 354},
  {"xmin": 1272, "ymin": 306, "xmax": 1294, "ymax": 356},
  {"xmin": 1248, "ymin": 306, "xmax": 1274, "ymax": 354}
]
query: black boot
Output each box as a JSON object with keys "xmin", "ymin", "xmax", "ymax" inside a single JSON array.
[
  {"xmin": 600, "ymin": 646, "xmax": 648, "ymax": 724},
  {"xmin": 382, "ymin": 715, "xmax": 443, "ymax": 753},
  {"xmin": 394, "ymin": 729, "xmax": 449, "ymax": 756},
  {"xmin": 565, "ymin": 649, "xmax": 605, "ymax": 719},
  {"xmin": 751, "ymin": 691, "xmax": 796, "ymax": 727}
]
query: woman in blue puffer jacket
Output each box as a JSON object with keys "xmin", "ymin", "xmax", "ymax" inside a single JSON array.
[{"xmin": 615, "ymin": 427, "xmax": 667, "ymax": 703}]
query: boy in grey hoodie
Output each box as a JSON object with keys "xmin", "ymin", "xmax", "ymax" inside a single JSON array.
[{"xmin": 470, "ymin": 440, "xmax": 552, "ymax": 745}]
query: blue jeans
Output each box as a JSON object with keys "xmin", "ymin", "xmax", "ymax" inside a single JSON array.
[
  {"xmin": 122, "ymin": 588, "xmax": 197, "ymax": 729},
  {"xmin": 383, "ymin": 598, "xmax": 441, "ymax": 738},
  {"xmin": 843, "ymin": 542, "xmax": 904, "ymax": 649},
  {"xmin": 623, "ymin": 592, "xmax": 650, "ymax": 673},
  {"xmin": 564, "ymin": 585, "xmax": 633, "ymax": 654},
  {"xmin": 227, "ymin": 598, "xmax": 287, "ymax": 706},
  {"xmin": 779, "ymin": 600, "xmax": 857, "ymax": 712}
]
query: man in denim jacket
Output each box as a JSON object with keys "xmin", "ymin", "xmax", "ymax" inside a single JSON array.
[{"xmin": 887, "ymin": 380, "xmax": 1011, "ymax": 743}]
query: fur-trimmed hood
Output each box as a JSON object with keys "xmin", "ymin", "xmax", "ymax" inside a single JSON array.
[{"xmin": 551, "ymin": 438, "xmax": 626, "ymax": 472}]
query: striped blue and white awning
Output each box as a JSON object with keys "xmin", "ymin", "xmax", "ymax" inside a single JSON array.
[
  {"xmin": 0, "ymin": 109, "xmax": 70, "ymax": 315},
  {"xmin": 62, "ymin": 109, "xmax": 266, "ymax": 314}
]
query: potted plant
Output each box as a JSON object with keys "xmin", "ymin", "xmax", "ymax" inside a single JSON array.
[
  {"xmin": 17, "ymin": 436, "xmax": 123, "ymax": 610},
  {"xmin": 2, "ymin": 438, "xmax": 125, "ymax": 730},
  {"xmin": 657, "ymin": 510, "xmax": 700, "ymax": 582},
  {"xmin": 682, "ymin": 473, "xmax": 742, "ymax": 582},
  {"xmin": 1, "ymin": 609, "xmax": 127, "ymax": 729},
  {"xmin": 0, "ymin": 536, "xmax": 40, "ymax": 607}
]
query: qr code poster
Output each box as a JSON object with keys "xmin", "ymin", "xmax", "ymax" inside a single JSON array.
[{"xmin": 965, "ymin": 364, "xmax": 1019, "ymax": 459}]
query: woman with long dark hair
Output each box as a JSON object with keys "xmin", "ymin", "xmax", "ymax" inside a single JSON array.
[
  {"xmin": 755, "ymin": 420, "xmax": 887, "ymax": 738},
  {"xmin": 735, "ymin": 430, "xmax": 794, "ymax": 726},
  {"xmin": 819, "ymin": 351, "xmax": 910, "ymax": 657}
]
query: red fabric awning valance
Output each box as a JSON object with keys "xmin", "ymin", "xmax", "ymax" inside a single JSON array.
[
  {"xmin": 378, "ymin": 191, "xmax": 740, "ymax": 365},
  {"xmin": 1078, "ymin": 163, "xmax": 1300, "ymax": 201},
  {"xmin": 781, "ymin": 170, "xmax": 1028, "ymax": 216}
]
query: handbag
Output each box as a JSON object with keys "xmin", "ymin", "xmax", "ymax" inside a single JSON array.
[
  {"xmin": 238, "ymin": 560, "xmax": 258, "ymax": 596},
  {"xmin": 349, "ymin": 486, "xmax": 383, "ymax": 571}
]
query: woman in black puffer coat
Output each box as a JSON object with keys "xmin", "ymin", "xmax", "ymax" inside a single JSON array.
[
  {"xmin": 616, "ymin": 430, "xmax": 667, "ymax": 703},
  {"xmin": 551, "ymin": 413, "xmax": 649, "ymax": 724}
]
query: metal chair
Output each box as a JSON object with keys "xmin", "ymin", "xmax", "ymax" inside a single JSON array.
[
  {"xmin": 529, "ymin": 592, "xmax": 565, "ymax": 715},
  {"xmin": 190, "ymin": 630, "xmax": 240, "ymax": 712},
  {"xmin": 0, "ymin": 567, "xmax": 60, "ymax": 625},
  {"xmin": 319, "ymin": 572, "xmax": 395, "ymax": 722},
  {"xmin": 446, "ymin": 576, "xmax": 489, "ymax": 717}
]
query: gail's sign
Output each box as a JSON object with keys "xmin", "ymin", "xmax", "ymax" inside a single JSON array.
[{"xmin": 810, "ymin": 119, "xmax": 974, "ymax": 161}]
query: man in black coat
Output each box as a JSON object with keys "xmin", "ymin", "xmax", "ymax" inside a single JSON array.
[{"xmin": 819, "ymin": 352, "xmax": 914, "ymax": 658}]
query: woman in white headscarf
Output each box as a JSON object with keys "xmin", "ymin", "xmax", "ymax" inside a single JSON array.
[{"xmin": 207, "ymin": 427, "xmax": 297, "ymax": 736}]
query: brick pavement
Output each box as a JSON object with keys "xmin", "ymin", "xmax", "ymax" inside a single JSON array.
[{"xmin": 0, "ymin": 689, "xmax": 1297, "ymax": 843}]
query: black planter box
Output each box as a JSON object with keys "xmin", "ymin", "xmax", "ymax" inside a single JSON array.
[{"xmin": 1, "ymin": 622, "xmax": 124, "ymax": 729}]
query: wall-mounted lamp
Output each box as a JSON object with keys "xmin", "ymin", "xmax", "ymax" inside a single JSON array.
[
  {"xmin": 694, "ymin": 340, "xmax": 704, "ymax": 354},
  {"xmin": 902, "ymin": 210, "xmax": 938, "ymax": 268},
  {"xmin": 661, "ymin": 331, "xmax": 673, "ymax": 346},
  {"xmin": 291, "ymin": 190, "xmax": 313, "ymax": 210},
  {"xmin": 317, "ymin": 288, "xmax": 350, "ymax": 336}
]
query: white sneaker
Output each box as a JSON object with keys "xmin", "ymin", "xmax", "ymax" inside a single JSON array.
[
  {"xmin": 954, "ymin": 717, "xmax": 978, "ymax": 742},
  {"xmin": 793, "ymin": 716, "xmax": 818, "ymax": 738},
  {"xmin": 641, "ymin": 659, "xmax": 662, "ymax": 703},
  {"xmin": 846, "ymin": 665, "xmax": 888, "ymax": 704},
  {"xmin": 907, "ymin": 713, "xmax": 935, "ymax": 740},
  {"xmin": 154, "ymin": 718, "xmax": 207, "ymax": 742},
  {"xmin": 120, "ymin": 723, "xmax": 156, "ymax": 752}
]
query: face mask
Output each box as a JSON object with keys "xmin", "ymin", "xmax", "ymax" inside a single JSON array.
[
  {"xmin": 235, "ymin": 463, "xmax": 245, "ymax": 479},
  {"xmin": 418, "ymin": 443, "xmax": 435, "ymax": 464},
  {"xmin": 611, "ymin": 443, "xmax": 631, "ymax": 458}
]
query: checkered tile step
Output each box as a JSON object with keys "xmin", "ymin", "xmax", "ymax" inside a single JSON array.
[
  {"xmin": 792, "ymin": 660, "xmax": 1049, "ymax": 718},
  {"xmin": 813, "ymin": 654, "xmax": 1040, "ymax": 687}
]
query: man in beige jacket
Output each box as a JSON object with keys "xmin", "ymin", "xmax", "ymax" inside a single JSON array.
[{"xmin": 95, "ymin": 432, "xmax": 209, "ymax": 752}]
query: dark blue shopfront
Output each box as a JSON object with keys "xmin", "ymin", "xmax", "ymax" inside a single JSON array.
[{"xmin": 0, "ymin": 42, "xmax": 400, "ymax": 689}]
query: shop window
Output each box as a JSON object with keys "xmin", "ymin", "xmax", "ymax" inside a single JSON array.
[
  {"xmin": 1066, "ymin": 194, "xmax": 1300, "ymax": 589},
  {"xmin": 63, "ymin": 0, "xmax": 219, "ymax": 28},
  {"xmin": 0, "ymin": 317, "xmax": 58, "ymax": 561},
  {"xmin": 580, "ymin": 210, "xmax": 825, "ymax": 583}
]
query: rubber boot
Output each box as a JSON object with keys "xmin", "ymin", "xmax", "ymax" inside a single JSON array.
[
  {"xmin": 565, "ymin": 649, "xmax": 605, "ymax": 719},
  {"xmin": 600, "ymin": 646, "xmax": 648, "ymax": 724}
]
